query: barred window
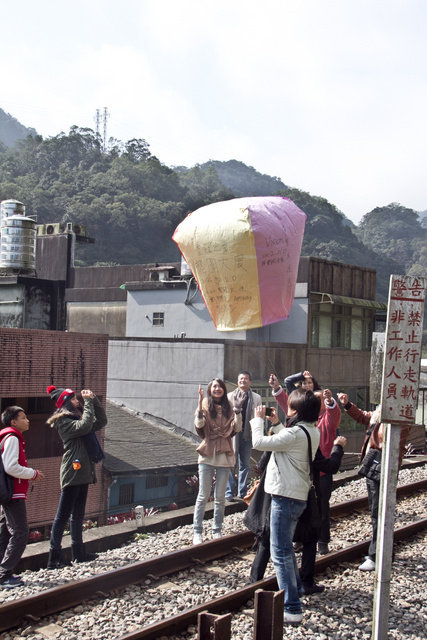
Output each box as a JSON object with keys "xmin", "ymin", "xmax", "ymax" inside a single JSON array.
[
  {"xmin": 146, "ymin": 473, "xmax": 168, "ymax": 489},
  {"xmin": 118, "ymin": 483, "xmax": 134, "ymax": 506}
]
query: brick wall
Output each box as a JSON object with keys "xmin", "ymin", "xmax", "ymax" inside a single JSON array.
[
  {"xmin": 0, "ymin": 327, "xmax": 109, "ymax": 529},
  {"xmin": 0, "ymin": 328, "xmax": 108, "ymax": 397}
]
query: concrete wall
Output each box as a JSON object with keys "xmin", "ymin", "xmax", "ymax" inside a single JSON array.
[
  {"xmin": 67, "ymin": 301, "xmax": 127, "ymax": 336},
  {"xmin": 107, "ymin": 339, "xmax": 225, "ymax": 431},
  {"xmin": 125, "ymin": 285, "xmax": 308, "ymax": 344},
  {"xmin": 0, "ymin": 282, "xmax": 54, "ymax": 330}
]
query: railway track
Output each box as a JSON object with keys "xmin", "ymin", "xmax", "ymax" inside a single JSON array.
[{"xmin": 1, "ymin": 478, "xmax": 426, "ymax": 636}]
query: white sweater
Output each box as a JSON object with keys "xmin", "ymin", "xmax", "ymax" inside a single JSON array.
[{"xmin": 250, "ymin": 417, "xmax": 320, "ymax": 501}]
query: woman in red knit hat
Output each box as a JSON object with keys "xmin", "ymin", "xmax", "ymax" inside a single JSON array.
[{"xmin": 46, "ymin": 385, "xmax": 107, "ymax": 568}]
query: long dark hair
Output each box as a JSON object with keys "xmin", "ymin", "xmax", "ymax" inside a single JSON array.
[
  {"xmin": 206, "ymin": 378, "xmax": 231, "ymax": 420},
  {"xmin": 57, "ymin": 394, "xmax": 81, "ymax": 416}
]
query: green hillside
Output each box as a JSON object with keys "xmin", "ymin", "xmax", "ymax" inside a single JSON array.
[{"xmin": 0, "ymin": 119, "xmax": 425, "ymax": 310}]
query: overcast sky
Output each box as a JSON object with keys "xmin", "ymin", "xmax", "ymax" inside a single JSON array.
[{"xmin": 2, "ymin": 0, "xmax": 426, "ymax": 224}]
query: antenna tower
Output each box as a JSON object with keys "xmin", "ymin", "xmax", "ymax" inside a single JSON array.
[
  {"xmin": 94, "ymin": 109, "xmax": 101, "ymax": 138},
  {"xmin": 103, "ymin": 107, "xmax": 110, "ymax": 151}
]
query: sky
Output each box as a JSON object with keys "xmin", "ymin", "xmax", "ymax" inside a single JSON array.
[{"xmin": 2, "ymin": 0, "xmax": 426, "ymax": 224}]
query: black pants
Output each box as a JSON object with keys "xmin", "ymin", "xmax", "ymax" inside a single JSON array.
[
  {"xmin": 0, "ymin": 499, "xmax": 28, "ymax": 581},
  {"xmin": 50, "ymin": 484, "xmax": 89, "ymax": 550},
  {"xmin": 366, "ymin": 477, "xmax": 380, "ymax": 560},
  {"xmin": 249, "ymin": 531, "xmax": 271, "ymax": 582},
  {"xmin": 299, "ymin": 540, "xmax": 317, "ymax": 587},
  {"xmin": 318, "ymin": 473, "xmax": 333, "ymax": 543}
]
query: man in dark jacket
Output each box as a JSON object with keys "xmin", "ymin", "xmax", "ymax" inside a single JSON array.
[{"xmin": 338, "ymin": 393, "xmax": 409, "ymax": 571}]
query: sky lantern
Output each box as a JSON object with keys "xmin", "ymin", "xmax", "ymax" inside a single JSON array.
[{"xmin": 173, "ymin": 196, "xmax": 306, "ymax": 331}]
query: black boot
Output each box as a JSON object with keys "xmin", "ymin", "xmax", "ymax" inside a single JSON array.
[
  {"xmin": 71, "ymin": 543, "xmax": 98, "ymax": 563},
  {"xmin": 47, "ymin": 548, "xmax": 66, "ymax": 569}
]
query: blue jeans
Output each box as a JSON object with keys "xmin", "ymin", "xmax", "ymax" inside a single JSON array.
[
  {"xmin": 270, "ymin": 494, "xmax": 307, "ymax": 614},
  {"xmin": 193, "ymin": 464, "xmax": 230, "ymax": 535},
  {"xmin": 226, "ymin": 434, "xmax": 252, "ymax": 499},
  {"xmin": 50, "ymin": 484, "xmax": 89, "ymax": 550}
]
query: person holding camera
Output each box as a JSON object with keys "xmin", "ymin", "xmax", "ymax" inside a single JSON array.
[
  {"xmin": 337, "ymin": 393, "xmax": 410, "ymax": 571},
  {"xmin": 250, "ymin": 389, "xmax": 321, "ymax": 625},
  {"xmin": 46, "ymin": 385, "xmax": 107, "ymax": 568}
]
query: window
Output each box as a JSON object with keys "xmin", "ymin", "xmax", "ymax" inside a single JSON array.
[
  {"xmin": 146, "ymin": 473, "xmax": 168, "ymax": 489},
  {"xmin": 310, "ymin": 302, "xmax": 374, "ymax": 350},
  {"xmin": 119, "ymin": 483, "xmax": 135, "ymax": 506},
  {"xmin": 152, "ymin": 312, "xmax": 164, "ymax": 326}
]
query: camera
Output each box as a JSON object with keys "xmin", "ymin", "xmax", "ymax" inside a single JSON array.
[{"xmin": 265, "ymin": 407, "xmax": 273, "ymax": 416}]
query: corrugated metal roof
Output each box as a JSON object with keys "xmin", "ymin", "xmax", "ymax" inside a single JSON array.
[{"xmin": 104, "ymin": 400, "xmax": 199, "ymax": 475}]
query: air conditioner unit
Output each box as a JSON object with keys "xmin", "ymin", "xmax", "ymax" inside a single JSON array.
[
  {"xmin": 46, "ymin": 223, "xmax": 65, "ymax": 235},
  {"xmin": 36, "ymin": 224, "xmax": 46, "ymax": 235},
  {"xmin": 72, "ymin": 224, "xmax": 87, "ymax": 236}
]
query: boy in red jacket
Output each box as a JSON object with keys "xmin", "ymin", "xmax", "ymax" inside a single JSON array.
[{"xmin": 0, "ymin": 406, "xmax": 44, "ymax": 588}]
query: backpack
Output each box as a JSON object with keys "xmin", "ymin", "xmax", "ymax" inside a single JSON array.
[{"xmin": 0, "ymin": 435, "xmax": 15, "ymax": 504}]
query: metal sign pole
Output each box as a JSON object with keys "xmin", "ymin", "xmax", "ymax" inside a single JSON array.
[
  {"xmin": 372, "ymin": 275, "xmax": 426, "ymax": 640},
  {"xmin": 371, "ymin": 422, "xmax": 400, "ymax": 640}
]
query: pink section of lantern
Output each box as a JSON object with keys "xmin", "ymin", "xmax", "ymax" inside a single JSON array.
[{"xmin": 248, "ymin": 197, "xmax": 306, "ymax": 327}]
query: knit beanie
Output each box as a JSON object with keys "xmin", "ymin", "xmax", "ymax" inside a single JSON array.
[{"xmin": 47, "ymin": 385, "xmax": 75, "ymax": 409}]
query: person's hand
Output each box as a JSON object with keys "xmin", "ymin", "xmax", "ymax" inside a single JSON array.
[
  {"xmin": 198, "ymin": 384, "xmax": 204, "ymax": 409},
  {"xmin": 81, "ymin": 389, "xmax": 94, "ymax": 399},
  {"xmin": 337, "ymin": 393, "xmax": 348, "ymax": 406},
  {"xmin": 269, "ymin": 374, "xmax": 280, "ymax": 391},
  {"xmin": 233, "ymin": 389, "xmax": 246, "ymax": 412},
  {"xmin": 323, "ymin": 389, "xmax": 333, "ymax": 406},
  {"xmin": 255, "ymin": 405, "xmax": 266, "ymax": 419},
  {"xmin": 266, "ymin": 407, "xmax": 278, "ymax": 423},
  {"xmin": 34, "ymin": 471, "xmax": 45, "ymax": 481},
  {"xmin": 303, "ymin": 370, "xmax": 312, "ymax": 379},
  {"xmin": 334, "ymin": 436, "xmax": 347, "ymax": 448}
]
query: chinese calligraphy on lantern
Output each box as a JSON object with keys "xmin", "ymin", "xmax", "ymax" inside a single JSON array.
[{"xmin": 380, "ymin": 275, "xmax": 426, "ymax": 425}]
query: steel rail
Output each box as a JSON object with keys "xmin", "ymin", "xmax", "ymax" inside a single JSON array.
[
  {"xmin": 0, "ymin": 532, "xmax": 253, "ymax": 632},
  {"xmin": 117, "ymin": 516, "xmax": 427, "ymax": 640},
  {"xmin": 0, "ymin": 480, "xmax": 426, "ymax": 633}
]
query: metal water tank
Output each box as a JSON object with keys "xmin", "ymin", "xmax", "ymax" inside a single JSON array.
[
  {"xmin": 0, "ymin": 199, "xmax": 26, "ymax": 222},
  {"xmin": 0, "ymin": 214, "xmax": 37, "ymax": 270}
]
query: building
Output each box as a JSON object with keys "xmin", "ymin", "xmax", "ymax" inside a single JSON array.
[
  {"xmin": 104, "ymin": 401, "xmax": 198, "ymax": 514},
  {"xmin": 0, "ymin": 327, "xmax": 108, "ymax": 531}
]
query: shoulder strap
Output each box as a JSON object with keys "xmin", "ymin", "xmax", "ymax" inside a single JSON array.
[
  {"xmin": 0, "ymin": 434, "xmax": 15, "ymax": 453},
  {"xmin": 298, "ymin": 425, "xmax": 314, "ymax": 480}
]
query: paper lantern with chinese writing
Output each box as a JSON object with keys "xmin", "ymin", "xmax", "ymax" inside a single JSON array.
[{"xmin": 172, "ymin": 196, "xmax": 306, "ymax": 331}]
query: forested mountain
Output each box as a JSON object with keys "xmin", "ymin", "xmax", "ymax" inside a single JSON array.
[
  {"xmin": 0, "ymin": 123, "xmax": 425, "ymax": 305},
  {"xmin": 0, "ymin": 109, "xmax": 37, "ymax": 148},
  {"xmin": 198, "ymin": 159, "xmax": 287, "ymax": 196}
]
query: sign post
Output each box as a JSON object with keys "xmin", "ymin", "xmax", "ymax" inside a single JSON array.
[{"xmin": 372, "ymin": 275, "xmax": 426, "ymax": 640}]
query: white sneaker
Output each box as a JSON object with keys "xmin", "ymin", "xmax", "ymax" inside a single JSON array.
[
  {"xmin": 212, "ymin": 532, "xmax": 222, "ymax": 539},
  {"xmin": 193, "ymin": 533, "xmax": 202, "ymax": 545},
  {"xmin": 283, "ymin": 611, "xmax": 303, "ymax": 624},
  {"xmin": 359, "ymin": 556, "xmax": 375, "ymax": 571}
]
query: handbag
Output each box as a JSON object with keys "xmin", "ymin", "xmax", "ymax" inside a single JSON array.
[
  {"xmin": 0, "ymin": 435, "xmax": 15, "ymax": 505},
  {"xmin": 358, "ymin": 448, "xmax": 382, "ymax": 482},
  {"xmin": 293, "ymin": 426, "xmax": 321, "ymax": 543},
  {"xmin": 243, "ymin": 479, "xmax": 260, "ymax": 506}
]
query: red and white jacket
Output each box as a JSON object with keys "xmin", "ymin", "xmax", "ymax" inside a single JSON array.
[{"xmin": 0, "ymin": 427, "xmax": 38, "ymax": 500}]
